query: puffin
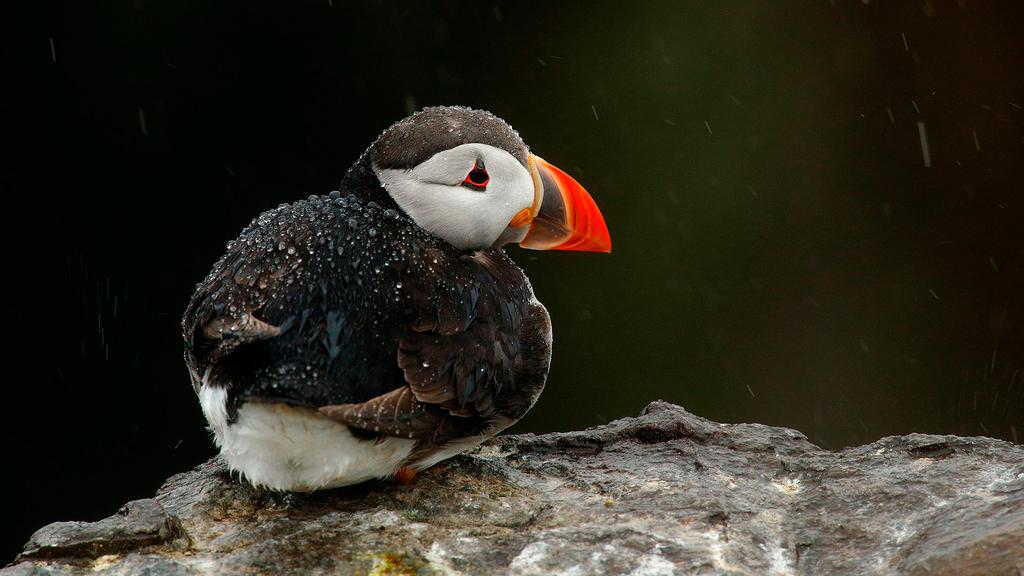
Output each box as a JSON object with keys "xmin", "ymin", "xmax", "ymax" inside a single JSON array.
[{"xmin": 182, "ymin": 106, "xmax": 611, "ymax": 491}]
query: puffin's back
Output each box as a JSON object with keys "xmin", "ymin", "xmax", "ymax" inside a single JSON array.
[{"xmin": 183, "ymin": 192, "xmax": 457, "ymax": 418}]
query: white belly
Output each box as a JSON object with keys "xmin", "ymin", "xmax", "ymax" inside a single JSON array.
[{"xmin": 198, "ymin": 385, "xmax": 416, "ymax": 492}]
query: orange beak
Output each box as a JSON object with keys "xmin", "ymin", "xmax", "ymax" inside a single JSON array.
[{"xmin": 516, "ymin": 155, "xmax": 612, "ymax": 253}]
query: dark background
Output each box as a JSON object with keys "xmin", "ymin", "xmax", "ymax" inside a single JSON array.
[{"xmin": 4, "ymin": 0, "xmax": 1023, "ymax": 562}]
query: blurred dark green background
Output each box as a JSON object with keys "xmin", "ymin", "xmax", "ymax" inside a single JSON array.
[{"xmin": 4, "ymin": 0, "xmax": 1023, "ymax": 561}]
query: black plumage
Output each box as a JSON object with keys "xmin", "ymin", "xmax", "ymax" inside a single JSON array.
[{"xmin": 182, "ymin": 108, "xmax": 552, "ymax": 453}]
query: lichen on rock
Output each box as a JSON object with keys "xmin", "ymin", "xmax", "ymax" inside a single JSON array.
[{"xmin": 4, "ymin": 401, "xmax": 1023, "ymax": 575}]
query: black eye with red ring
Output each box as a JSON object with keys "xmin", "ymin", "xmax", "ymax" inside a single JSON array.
[{"xmin": 462, "ymin": 159, "xmax": 489, "ymax": 191}]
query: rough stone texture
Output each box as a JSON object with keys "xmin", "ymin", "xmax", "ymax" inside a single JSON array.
[
  {"xmin": 15, "ymin": 500, "xmax": 184, "ymax": 562},
  {"xmin": 4, "ymin": 401, "xmax": 1023, "ymax": 575}
]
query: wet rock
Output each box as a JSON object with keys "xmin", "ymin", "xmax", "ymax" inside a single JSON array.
[
  {"xmin": 5, "ymin": 401, "xmax": 1023, "ymax": 575},
  {"xmin": 16, "ymin": 499, "xmax": 183, "ymax": 562}
]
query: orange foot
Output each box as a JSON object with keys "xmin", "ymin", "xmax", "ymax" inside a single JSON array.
[{"xmin": 394, "ymin": 467, "xmax": 417, "ymax": 485}]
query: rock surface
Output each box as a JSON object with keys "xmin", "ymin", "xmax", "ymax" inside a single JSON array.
[{"xmin": 4, "ymin": 401, "xmax": 1023, "ymax": 575}]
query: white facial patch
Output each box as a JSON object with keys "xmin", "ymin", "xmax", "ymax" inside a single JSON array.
[{"xmin": 374, "ymin": 143, "xmax": 534, "ymax": 250}]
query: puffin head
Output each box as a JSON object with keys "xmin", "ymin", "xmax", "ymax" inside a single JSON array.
[{"xmin": 365, "ymin": 106, "xmax": 611, "ymax": 253}]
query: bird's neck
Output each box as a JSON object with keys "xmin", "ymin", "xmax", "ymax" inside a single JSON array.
[{"xmin": 339, "ymin": 154, "xmax": 402, "ymax": 212}]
